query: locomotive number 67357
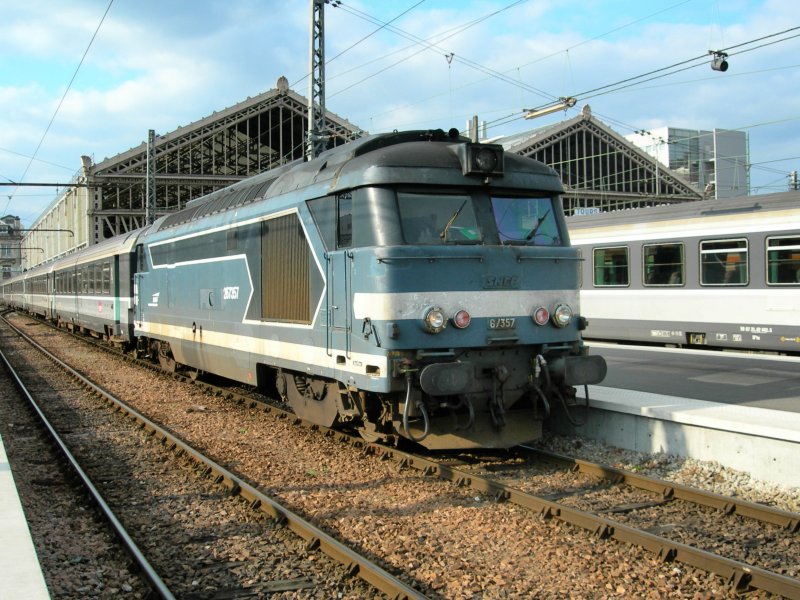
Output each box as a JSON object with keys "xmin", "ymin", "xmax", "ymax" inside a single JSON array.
[{"xmin": 2, "ymin": 128, "xmax": 606, "ymax": 450}]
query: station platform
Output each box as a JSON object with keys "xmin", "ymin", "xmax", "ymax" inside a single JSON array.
[
  {"xmin": 550, "ymin": 385, "xmax": 800, "ymax": 489},
  {"xmin": 0, "ymin": 433, "xmax": 50, "ymax": 600}
]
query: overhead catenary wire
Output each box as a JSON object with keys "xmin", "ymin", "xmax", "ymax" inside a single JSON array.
[
  {"xmin": 476, "ymin": 26, "xmax": 800, "ymax": 138},
  {"xmin": 578, "ymin": 30, "xmax": 800, "ymax": 102},
  {"xmin": 331, "ymin": 0, "xmax": 709, "ymax": 114},
  {"xmin": 289, "ymin": 0, "xmax": 429, "ymax": 90},
  {"xmin": 3, "ymin": 0, "xmax": 115, "ymax": 217},
  {"xmin": 326, "ymin": 0, "xmax": 556, "ymax": 103},
  {"xmin": 336, "ymin": 0, "xmax": 744, "ymax": 130}
]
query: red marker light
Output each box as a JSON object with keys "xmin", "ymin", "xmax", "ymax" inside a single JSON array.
[{"xmin": 453, "ymin": 309, "xmax": 471, "ymax": 329}]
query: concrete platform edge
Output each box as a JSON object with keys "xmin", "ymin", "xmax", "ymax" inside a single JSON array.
[
  {"xmin": 546, "ymin": 386, "xmax": 800, "ymax": 489},
  {"xmin": 0, "ymin": 433, "xmax": 50, "ymax": 600}
]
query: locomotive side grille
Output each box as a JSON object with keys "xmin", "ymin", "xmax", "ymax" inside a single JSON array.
[{"xmin": 261, "ymin": 213, "xmax": 311, "ymax": 323}]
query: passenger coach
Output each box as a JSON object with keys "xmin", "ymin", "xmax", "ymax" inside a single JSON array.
[
  {"xmin": 1, "ymin": 230, "xmax": 140, "ymax": 345},
  {"xmin": 568, "ymin": 192, "xmax": 800, "ymax": 353}
]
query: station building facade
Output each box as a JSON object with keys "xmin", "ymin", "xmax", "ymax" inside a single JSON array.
[{"xmin": 0, "ymin": 215, "xmax": 23, "ymax": 280}]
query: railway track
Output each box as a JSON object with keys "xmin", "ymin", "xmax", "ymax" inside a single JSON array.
[
  {"xmin": 430, "ymin": 448, "xmax": 800, "ymax": 597},
  {"xmin": 0, "ymin": 311, "xmax": 427, "ymax": 599},
  {"xmin": 0, "ymin": 347, "xmax": 159, "ymax": 598},
  {"xmin": 5, "ymin": 309, "xmax": 800, "ymax": 598}
]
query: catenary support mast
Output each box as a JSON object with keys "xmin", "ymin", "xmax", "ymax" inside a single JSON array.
[{"xmin": 307, "ymin": 0, "xmax": 327, "ymax": 160}]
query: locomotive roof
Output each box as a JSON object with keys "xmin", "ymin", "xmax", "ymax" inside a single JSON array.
[{"xmin": 156, "ymin": 129, "xmax": 562, "ymax": 232}]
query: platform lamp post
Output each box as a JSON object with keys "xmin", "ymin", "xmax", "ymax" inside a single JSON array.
[
  {"xmin": 13, "ymin": 228, "xmax": 74, "ymax": 237},
  {"xmin": 12, "ymin": 228, "xmax": 75, "ymax": 268},
  {"xmin": 12, "ymin": 247, "xmax": 46, "ymax": 254},
  {"xmin": 7, "ymin": 247, "xmax": 44, "ymax": 271}
]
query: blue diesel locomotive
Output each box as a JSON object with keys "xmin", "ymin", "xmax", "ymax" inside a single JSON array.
[{"xmin": 2, "ymin": 129, "xmax": 606, "ymax": 449}]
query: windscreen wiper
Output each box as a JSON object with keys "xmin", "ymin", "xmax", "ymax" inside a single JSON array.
[
  {"xmin": 525, "ymin": 209, "xmax": 551, "ymax": 241},
  {"xmin": 439, "ymin": 199, "xmax": 469, "ymax": 241}
]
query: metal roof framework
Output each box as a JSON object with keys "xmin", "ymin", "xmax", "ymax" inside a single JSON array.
[
  {"xmin": 24, "ymin": 96, "xmax": 706, "ymax": 267},
  {"xmin": 89, "ymin": 80, "xmax": 363, "ymax": 241},
  {"xmin": 503, "ymin": 106, "xmax": 702, "ymax": 214}
]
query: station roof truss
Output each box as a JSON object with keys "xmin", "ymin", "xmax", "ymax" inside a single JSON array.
[
  {"xmin": 89, "ymin": 80, "xmax": 363, "ymax": 241},
  {"xmin": 501, "ymin": 106, "xmax": 702, "ymax": 214}
]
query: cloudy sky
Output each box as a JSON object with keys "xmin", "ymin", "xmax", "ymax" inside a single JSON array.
[{"xmin": 1, "ymin": 0, "xmax": 798, "ymax": 227}]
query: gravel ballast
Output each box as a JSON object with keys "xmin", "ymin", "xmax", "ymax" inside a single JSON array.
[{"xmin": 4, "ymin": 313, "xmax": 799, "ymax": 599}]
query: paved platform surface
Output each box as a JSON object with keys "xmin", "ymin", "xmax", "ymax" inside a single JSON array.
[
  {"xmin": 0, "ymin": 433, "xmax": 50, "ymax": 600},
  {"xmin": 590, "ymin": 342, "xmax": 800, "ymax": 412}
]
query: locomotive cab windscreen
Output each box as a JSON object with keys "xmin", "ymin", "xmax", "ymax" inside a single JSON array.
[{"xmin": 309, "ymin": 186, "xmax": 566, "ymax": 249}]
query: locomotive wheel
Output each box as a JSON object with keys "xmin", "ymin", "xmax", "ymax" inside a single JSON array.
[
  {"xmin": 283, "ymin": 374, "xmax": 339, "ymax": 427},
  {"xmin": 358, "ymin": 423, "xmax": 390, "ymax": 444}
]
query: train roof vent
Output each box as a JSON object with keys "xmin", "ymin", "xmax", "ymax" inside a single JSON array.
[
  {"xmin": 349, "ymin": 129, "xmax": 467, "ymax": 158},
  {"xmin": 157, "ymin": 178, "xmax": 278, "ymax": 231}
]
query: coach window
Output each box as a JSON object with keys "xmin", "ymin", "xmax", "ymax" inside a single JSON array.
[
  {"xmin": 593, "ymin": 246, "xmax": 629, "ymax": 286},
  {"xmin": 89, "ymin": 264, "xmax": 97, "ymax": 294},
  {"xmin": 643, "ymin": 243, "xmax": 684, "ymax": 286},
  {"xmin": 700, "ymin": 239, "xmax": 748, "ymax": 286},
  {"xmin": 766, "ymin": 236, "xmax": 800, "ymax": 285},
  {"xmin": 102, "ymin": 261, "xmax": 111, "ymax": 294}
]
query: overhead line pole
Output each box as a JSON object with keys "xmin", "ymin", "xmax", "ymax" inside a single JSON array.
[
  {"xmin": 145, "ymin": 129, "xmax": 156, "ymax": 225},
  {"xmin": 307, "ymin": 0, "xmax": 327, "ymax": 160}
]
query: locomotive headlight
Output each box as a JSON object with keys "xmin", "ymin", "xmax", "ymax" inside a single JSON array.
[
  {"xmin": 532, "ymin": 306, "xmax": 549, "ymax": 326},
  {"xmin": 423, "ymin": 306, "xmax": 446, "ymax": 333},
  {"xmin": 474, "ymin": 148, "xmax": 499, "ymax": 172},
  {"xmin": 551, "ymin": 304, "xmax": 573, "ymax": 328},
  {"xmin": 459, "ymin": 143, "xmax": 504, "ymax": 177},
  {"xmin": 453, "ymin": 309, "xmax": 471, "ymax": 329}
]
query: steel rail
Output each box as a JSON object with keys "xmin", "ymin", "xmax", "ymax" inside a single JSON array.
[
  {"xmin": 0, "ymin": 344, "xmax": 176, "ymax": 600},
  {"xmin": 528, "ymin": 447, "xmax": 800, "ymax": 532},
  {"xmin": 2, "ymin": 314, "xmax": 428, "ymax": 600}
]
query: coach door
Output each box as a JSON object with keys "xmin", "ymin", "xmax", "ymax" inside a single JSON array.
[
  {"xmin": 133, "ymin": 272, "xmax": 145, "ymax": 326},
  {"xmin": 132, "ymin": 244, "xmax": 147, "ymax": 327}
]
